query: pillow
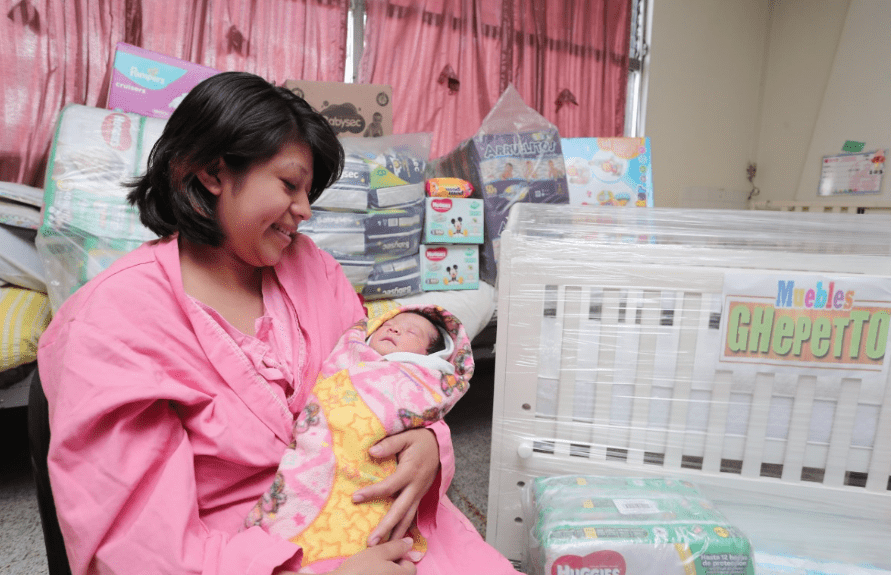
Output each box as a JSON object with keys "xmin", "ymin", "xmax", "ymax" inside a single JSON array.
[
  {"xmin": 0, "ymin": 197, "xmax": 41, "ymax": 230},
  {"xmin": 0, "ymin": 181, "xmax": 44, "ymax": 208},
  {"xmin": 0, "ymin": 224, "xmax": 46, "ymax": 291},
  {"xmin": 1, "ymin": 286, "xmax": 51, "ymax": 371}
]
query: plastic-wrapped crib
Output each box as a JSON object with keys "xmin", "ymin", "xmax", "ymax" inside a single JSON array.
[{"xmin": 486, "ymin": 204, "xmax": 891, "ymax": 571}]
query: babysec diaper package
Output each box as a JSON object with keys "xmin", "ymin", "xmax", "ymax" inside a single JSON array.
[
  {"xmin": 299, "ymin": 133, "xmax": 432, "ymax": 299},
  {"xmin": 522, "ymin": 476, "xmax": 754, "ymax": 575}
]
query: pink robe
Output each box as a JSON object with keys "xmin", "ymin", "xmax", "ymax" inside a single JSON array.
[{"xmin": 37, "ymin": 234, "xmax": 518, "ymax": 575}]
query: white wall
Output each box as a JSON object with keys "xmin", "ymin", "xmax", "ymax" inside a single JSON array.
[
  {"xmin": 647, "ymin": 0, "xmax": 890, "ymax": 208},
  {"xmin": 792, "ymin": 0, "xmax": 891, "ymax": 202},
  {"xmin": 645, "ymin": 0, "xmax": 770, "ymax": 208},
  {"xmin": 754, "ymin": 0, "xmax": 850, "ymax": 202}
]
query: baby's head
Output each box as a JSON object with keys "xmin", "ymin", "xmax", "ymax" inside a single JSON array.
[{"xmin": 368, "ymin": 311, "xmax": 446, "ymax": 356}]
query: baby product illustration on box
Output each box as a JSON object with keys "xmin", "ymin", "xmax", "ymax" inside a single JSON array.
[{"xmin": 562, "ymin": 137, "xmax": 654, "ymax": 207}]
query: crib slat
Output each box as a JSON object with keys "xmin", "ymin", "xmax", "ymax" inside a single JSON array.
[
  {"xmin": 664, "ymin": 291, "xmax": 699, "ymax": 469},
  {"xmin": 628, "ymin": 291, "xmax": 660, "ymax": 466},
  {"xmin": 609, "ymin": 289, "xmax": 643, "ymax": 450},
  {"xmin": 555, "ymin": 287, "xmax": 583, "ymax": 447},
  {"xmin": 703, "ymin": 371, "xmax": 733, "ymax": 472},
  {"xmin": 592, "ymin": 289, "xmax": 621, "ymax": 460},
  {"xmin": 782, "ymin": 375, "xmax": 817, "ymax": 482},
  {"xmin": 824, "ymin": 379, "xmax": 860, "ymax": 486},
  {"xmin": 866, "ymin": 375, "xmax": 891, "ymax": 491},
  {"xmin": 742, "ymin": 373, "xmax": 775, "ymax": 477}
]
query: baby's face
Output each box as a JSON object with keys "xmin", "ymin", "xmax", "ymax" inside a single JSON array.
[{"xmin": 369, "ymin": 313, "xmax": 438, "ymax": 355}]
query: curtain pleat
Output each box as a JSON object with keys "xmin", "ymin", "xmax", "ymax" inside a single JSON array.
[
  {"xmin": 1, "ymin": 0, "xmax": 349, "ymax": 187},
  {"xmin": 360, "ymin": 0, "xmax": 631, "ymax": 158}
]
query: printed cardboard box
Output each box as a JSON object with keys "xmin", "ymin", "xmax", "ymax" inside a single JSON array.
[
  {"xmin": 107, "ymin": 43, "xmax": 220, "ymax": 120},
  {"xmin": 423, "ymin": 197, "xmax": 484, "ymax": 244},
  {"xmin": 561, "ymin": 137, "xmax": 654, "ymax": 207},
  {"xmin": 430, "ymin": 129, "xmax": 569, "ymax": 284},
  {"xmin": 420, "ymin": 245, "xmax": 480, "ymax": 291},
  {"xmin": 284, "ymin": 79, "xmax": 393, "ymax": 137}
]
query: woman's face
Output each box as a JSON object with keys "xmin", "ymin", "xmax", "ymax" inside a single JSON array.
[{"xmin": 211, "ymin": 140, "xmax": 314, "ymax": 269}]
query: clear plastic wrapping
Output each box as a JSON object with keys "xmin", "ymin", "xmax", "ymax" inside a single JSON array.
[
  {"xmin": 487, "ymin": 204, "xmax": 891, "ymax": 573},
  {"xmin": 521, "ymin": 476, "xmax": 754, "ymax": 575},
  {"xmin": 36, "ymin": 105, "xmax": 162, "ymax": 312}
]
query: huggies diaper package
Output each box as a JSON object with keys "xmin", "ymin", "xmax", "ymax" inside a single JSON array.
[
  {"xmin": 522, "ymin": 476, "xmax": 754, "ymax": 575},
  {"xmin": 419, "ymin": 245, "xmax": 480, "ymax": 291},
  {"xmin": 423, "ymin": 197, "xmax": 484, "ymax": 244}
]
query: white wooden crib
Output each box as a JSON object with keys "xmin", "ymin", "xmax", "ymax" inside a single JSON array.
[{"xmin": 486, "ymin": 205, "xmax": 891, "ymax": 570}]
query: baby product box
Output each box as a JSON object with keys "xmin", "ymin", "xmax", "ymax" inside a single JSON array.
[
  {"xmin": 107, "ymin": 43, "xmax": 220, "ymax": 120},
  {"xmin": 284, "ymin": 79, "xmax": 393, "ymax": 137},
  {"xmin": 423, "ymin": 197, "xmax": 484, "ymax": 244},
  {"xmin": 522, "ymin": 476, "xmax": 754, "ymax": 575},
  {"xmin": 562, "ymin": 137, "xmax": 654, "ymax": 207},
  {"xmin": 431, "ymin": 129, "xmax": 569, "ymax": 284},
  {"xmin": 420, "ymin": 245, "xmax": 480, "ymax": 291}
]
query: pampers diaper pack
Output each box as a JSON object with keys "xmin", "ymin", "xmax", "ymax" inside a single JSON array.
[
  {"xmin": 107, "ymin": 43, "xmax": 220, "ymax": 120},
  {"xmin": 522, "ymin": 476, "xmax": 754, "ymax": 575},
  {"xmin": 420, "ymin": 245, "xmax": 480, "ymax": 291}
]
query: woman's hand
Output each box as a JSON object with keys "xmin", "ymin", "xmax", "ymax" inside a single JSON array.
[
  {"xmin": 329, "ymin": 537, "xmax": 417, "ymax": 575},
  {"xmin": 352, "ymin": 428, "xmax": 440, "ymax": 546}
]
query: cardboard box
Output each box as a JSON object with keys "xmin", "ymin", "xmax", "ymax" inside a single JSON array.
[
  {"xmin": 430, "ymin": 129, "xmax": 569, "ymax": 284},
  {"xmin": 420, "ymin": 245, "xmax": 480, "ymax": 291},
  {"xmin": 423, "ymin": 197, "xmax": 484, "ymax": 244},
  {"xmin": 107, "ymin": 43, "xmax": 220, "ymax": 120},
  {"xmin": 283, "ymin": 79, "xmax": 393, "ymax": 137},
  {"xmin": 562, "ymin": 137, "xmax": 654, "ymax": 207}
]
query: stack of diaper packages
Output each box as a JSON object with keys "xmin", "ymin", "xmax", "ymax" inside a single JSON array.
[
  {"xmin": 37, "ymin": 104, "xmax": 164, "ymax": 311},
  {"xmin": 429, "ymin": 84, "xmax": 569, "ymax": 285},
  {"xmin": 299, "ymin": 133, "xmax": 431, "ymax": 300},
  {"xmin": 522, "ymin": 476, "xmax": 754, "ymax": 575},
  {"xmin": 418, "ymin": 177, "xmax": 482, "ymax": 291}
]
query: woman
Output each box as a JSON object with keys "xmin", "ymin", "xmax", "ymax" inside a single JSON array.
[{"xmin": 38, "ymin": 72, "xmax": 516, "ymax": 575}]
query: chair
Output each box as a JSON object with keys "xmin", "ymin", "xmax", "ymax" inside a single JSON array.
[{"xmin": 27, "ymin": 367, "xmax": 73, "ymax": 575}]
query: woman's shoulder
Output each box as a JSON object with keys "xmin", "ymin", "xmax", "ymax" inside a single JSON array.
[{"xmin": 52, "ymin": 238, "xmax": 179, "ymax": 328}]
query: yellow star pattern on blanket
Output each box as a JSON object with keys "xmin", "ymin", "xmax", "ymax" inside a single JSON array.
[{"xmin": 291, "ymin": 369, "xmax": 426, "ymax": 564}]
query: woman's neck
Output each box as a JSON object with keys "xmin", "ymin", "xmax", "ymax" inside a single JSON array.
[{"xmin": 178, "ymin": 236, "xmax": 265, "ymax": 335}]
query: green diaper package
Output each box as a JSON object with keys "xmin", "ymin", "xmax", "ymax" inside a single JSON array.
[{"xmin": 522, "ymin": 476, "xmax": 754, "ymax": 575}]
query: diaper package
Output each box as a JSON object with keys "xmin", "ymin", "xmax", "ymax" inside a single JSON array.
[
  {"xmin": 522, "ymin": 476, "xmax": 754, "ymax": 575},
  {"xmin": 301, "ymin": 133, "xmax": 431, "ymax": 299},
  {"xmin": 419, "ymin": 245, "xmax": 480, "ymax": 291},
  {"xmin": 423, "ymin": 197, "xmax": 484, "ymax": 245},
  {"xmin": 37, "ymin": 104, "xmax": 163, "ymax": 311},
  {"xmin": 562, "ymin": 137, "xmax": 654, "ymax": 207},
  {"xmin": 429, "ymin": 85, "xmax": 569, "ymax": 285}
]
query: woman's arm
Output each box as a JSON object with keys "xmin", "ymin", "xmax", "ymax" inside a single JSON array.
[{"xmin": 39, "ymin": 320, "xmax": 301, "ymax": 575}]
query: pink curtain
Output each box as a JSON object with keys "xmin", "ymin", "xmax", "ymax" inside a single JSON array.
[
  {"xmin": 1, "ymin": 0, "xmax": 349, "ymax": 188},
  {"xmin": 359, "ymin": 0, "xmax": 631, "ymax": 159}
]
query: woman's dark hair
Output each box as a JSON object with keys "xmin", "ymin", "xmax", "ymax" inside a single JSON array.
[{"xmin": 127, "ymin": 71, "xmax": 344, "ymax": 246}]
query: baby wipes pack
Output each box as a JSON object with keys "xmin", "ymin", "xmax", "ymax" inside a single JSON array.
[{"xmin": 523, "ymin": 476, "xmax": 754, "ymax": 575}]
